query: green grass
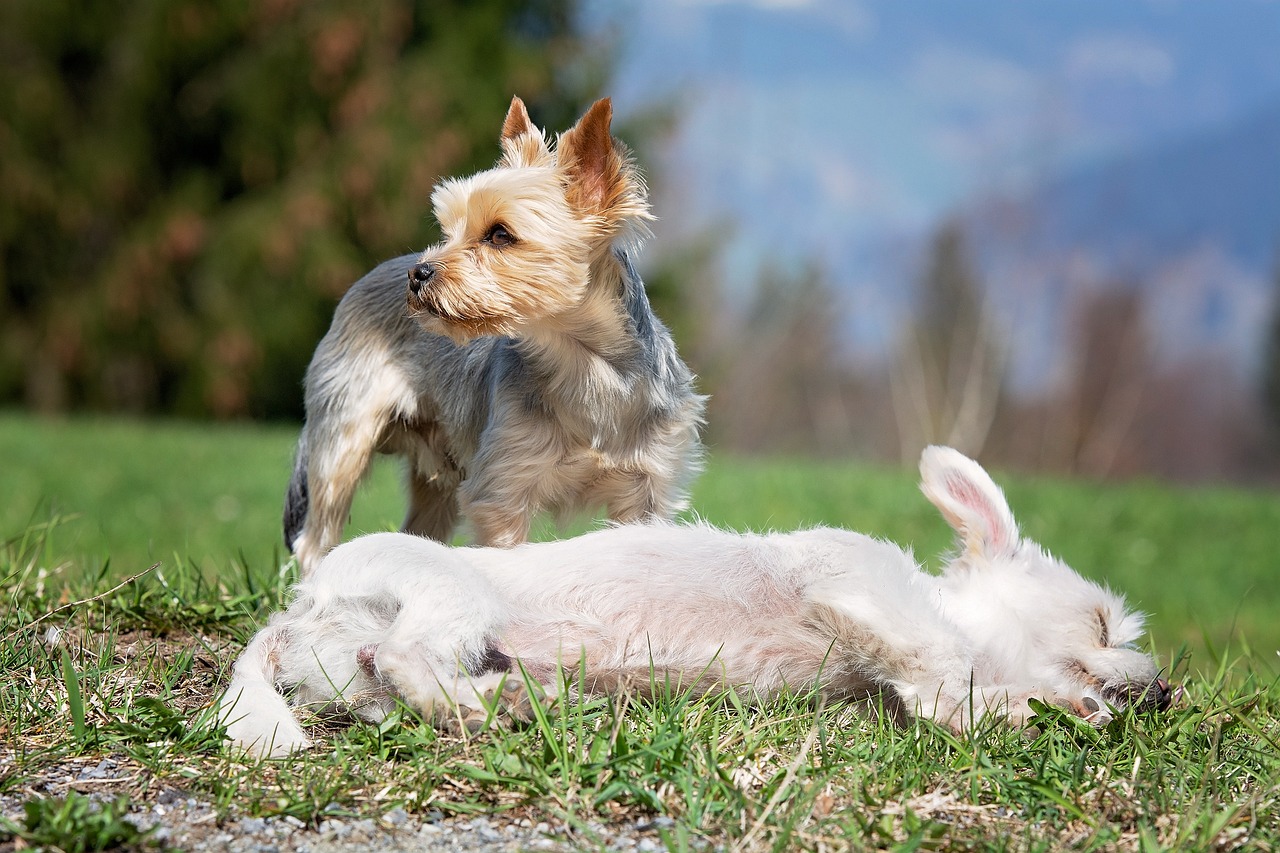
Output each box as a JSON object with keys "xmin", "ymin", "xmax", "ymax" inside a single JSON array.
[{"xmin": 3, "ymin": 411, "xmax": 1280, "ymax": 850}]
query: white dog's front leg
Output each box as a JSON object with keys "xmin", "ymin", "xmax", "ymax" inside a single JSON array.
[{"xmin": 804, "ymin": 538, "xmax": 1008, "ymax": 730}]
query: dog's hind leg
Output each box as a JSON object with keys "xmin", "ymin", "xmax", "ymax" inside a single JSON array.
[
  {"xmin": 356, "ymin": 555, "xmax": 515, "ymax": 729},
  {"xmin": 398, "ymin": 428, "xmax": 462, "ymax": 543},
  {"xmin": 403, "ymin": 475, "xmax": 460, "ymax": 542},
  {"xmin": 288, "ymin": 415, "xmax": 382, "ymax": 574},
  {"xmin": 289, "ymin": 339, "xmax": 424, "ymax": 573}
]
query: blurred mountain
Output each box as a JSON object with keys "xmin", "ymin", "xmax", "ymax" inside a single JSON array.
[
  {"xmin": 1016, "ymin": 98, "xmax": 1280, "ymax": 271},
  {"xmin": 939, "ymin": 97, "xmax": 1280, "ymax": 392}
]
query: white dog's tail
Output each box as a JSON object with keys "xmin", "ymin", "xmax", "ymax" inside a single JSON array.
[{"xmin": 218, "ymin": 624, "xmax": 309, "ymax": 758}]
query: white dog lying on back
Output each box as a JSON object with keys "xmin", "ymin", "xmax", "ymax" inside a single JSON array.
[{"xmin": 220, "ymin": 447, "xmax": 1171, "ymax": 757}]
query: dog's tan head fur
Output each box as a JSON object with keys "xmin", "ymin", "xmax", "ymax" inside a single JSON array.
[{"xmin": 406, "ymin": 97, "xmax": 653, "ymax": 343}]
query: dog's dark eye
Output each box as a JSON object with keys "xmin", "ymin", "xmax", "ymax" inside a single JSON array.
[{"xmin": 483, "ymin": 223, "xmax": 515, "ymax": 247}]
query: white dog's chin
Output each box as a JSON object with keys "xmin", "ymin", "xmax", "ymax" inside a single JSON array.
[{"xmin": 220, "ymin": 446, "xmax": 1169, "ymax": 757}]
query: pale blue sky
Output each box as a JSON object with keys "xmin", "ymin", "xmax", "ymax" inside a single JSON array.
[{"xmin": 588, "ymin": 0, "xmax": 1280, "ymax": 264}]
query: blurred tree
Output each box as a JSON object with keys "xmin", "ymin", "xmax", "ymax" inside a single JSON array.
[
  {"xmin": 702, "ymin": 260, "xmax": 880, "ymax": 455},
  {"xmin": 1261, "ymin": 251, "xmax": 1280, "ymax": 446},
  {"xmin": 891, "ymin": 218, "xmax": 1006, "ymax": 461},
  {"xmin": 1049, "ymin": 286, "xmax": 1151, "ymax": 478},
  {"xmin": 0, "ymin": 0, "xmax": 606, "ymax": 419}
]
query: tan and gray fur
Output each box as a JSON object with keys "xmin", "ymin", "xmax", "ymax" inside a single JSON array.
[
  {"xmin": 223, "ymin": 447, "xmax": 1173, "ymax": 758},
  {"xmin": 284, "ymin": 97, "xmax": 705, "ymax": 574}
]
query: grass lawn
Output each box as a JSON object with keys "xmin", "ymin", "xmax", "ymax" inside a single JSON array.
[{"xmin": 2, "ymin": 412, "xmax": 1279, "ymax": 850}]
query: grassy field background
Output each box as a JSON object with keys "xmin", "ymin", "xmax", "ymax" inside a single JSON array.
[
  {"xmin": 3, "ymin": 411, "xmax": 1278, "ymax": 664},
  {"xmin": 3, "ymin": 411, "xmax": 1280, "ymax": 850}
]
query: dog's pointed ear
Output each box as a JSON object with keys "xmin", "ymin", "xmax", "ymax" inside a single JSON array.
[
  {"xmin": 499, "ymin": 96, "xmax": 550, "ymax": 167},
  {"xmin": 919, "ymin": 446, "xmax": 1019, "ymax": 560},
  {"xmin": 556, "ymin": 97, "xmax": 624, "ymax": 215},
  {"xmin": 501, "ymin": 96, "xmax": 533, "ymax": 141}
]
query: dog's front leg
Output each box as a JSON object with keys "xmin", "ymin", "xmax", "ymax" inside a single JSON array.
[
  {"xmin": 457, "ymin": 431, "xmax": 559, "ymax": 546},
  {"xmin": 806, "ymin": 541, "xmax": 1029, "ymax": 731},
  {"xmin": 810, "ymin": 597, "xmax": 984, "ymax": 729}
]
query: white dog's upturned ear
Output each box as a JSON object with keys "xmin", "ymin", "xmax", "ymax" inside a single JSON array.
[{"xmin": 919, "ymin": 446, "xmax": 1019, "ymax": 560}]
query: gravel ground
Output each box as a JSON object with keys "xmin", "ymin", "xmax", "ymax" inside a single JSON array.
[{"xmin": 0, "ymin": 757, "xmax": 686, "ymax": 852}]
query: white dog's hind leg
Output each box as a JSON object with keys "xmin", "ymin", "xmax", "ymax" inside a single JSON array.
[
  {"xmin": 218, "ymin": 625, "xmax": 310, "ymax": 758},
  {"xmin": 364, "ymin": 572, "xmax": 512, "ymax": 730},
  {"xmin": 370, "ymin": 641, "xmax": 470, "ymax": 720}
]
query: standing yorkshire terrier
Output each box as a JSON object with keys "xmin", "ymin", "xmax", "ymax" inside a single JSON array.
[{"xmin": 284, "ymin": 97, "xmax": 705, "ymax": 574}]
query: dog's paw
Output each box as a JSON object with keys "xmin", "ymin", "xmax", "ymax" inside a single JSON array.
[
  {"xmin": 482, "ymin": 674, "xmax": 559, "ymax": 725},
  {"xmin": 442, "ymin": 705, "xmax": 493, "ymax": 736},
  {"xmin": 921, "ymin": 688, "xmax": 1044, "ymax": 732},
  {"xmin": 499, "ymin": 677, "xmax": 561, "ymax": 724}
]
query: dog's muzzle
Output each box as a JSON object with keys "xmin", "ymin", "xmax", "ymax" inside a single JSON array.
[
  {"xmin": 1105, "ymin": 676, "xmax": 1175, "ymax": 712},
  {"xmin": 408, "ymin": 262, "xmax": 439, "ymax": 297}
]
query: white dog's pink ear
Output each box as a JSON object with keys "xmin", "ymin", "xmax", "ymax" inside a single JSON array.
[{"xmin": 919, "ymin": 446, "xmax": 1019, "ymax": 560}]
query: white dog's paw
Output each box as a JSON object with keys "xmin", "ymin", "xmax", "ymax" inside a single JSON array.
[
  {"xmin": 218, "ymin": 682, "xmax": 312, "ymax": 759},
  {"xmin": 917, "ymin": 688, "xmax": 1043, "ymax": 732},
  {"xmin": 224, "ymin": 714, "xmax": 311, "ymax": 758},
  {"xmin": 440, "ymin": 673, "xmax": 558, "ymax": 735},
  {"xmin": 1075, "ymin": 695, "xmax": 1114, "ymax": 725}
]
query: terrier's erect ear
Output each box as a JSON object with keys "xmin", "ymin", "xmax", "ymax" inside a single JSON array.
[
  {"xmin": 919, "ymin": 446, "xmax": 1019, "ymax": 561},
  {"xmin": 556, "ymin": 97, "xmax": 624, "ymax": 215},
  {"xmin": 499, "ymin": 96, "xmax": 550, "ymax": 167},
  {"xmin": 501, "ymin": 96, "xmax": 533, "ymax": 142}
]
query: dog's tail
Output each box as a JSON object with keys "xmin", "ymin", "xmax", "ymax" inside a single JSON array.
[
  {"xmin": 218, "ymin": 624, "xmax": 309, "ymax": 758},
  {"xmin": 283, "ymin": 431, "xmax": 309, "ymax": 554}
]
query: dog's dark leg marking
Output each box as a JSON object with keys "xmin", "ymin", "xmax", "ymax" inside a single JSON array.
[
  {"xmin": 283, "ymin": 432, "xmax": 310, "ymax": 551},
  {"xmin": 471, "ymin": 645, "xmax": 513, "ymax": 676}
]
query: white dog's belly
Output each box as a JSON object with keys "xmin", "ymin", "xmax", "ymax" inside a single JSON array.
[{"xmin": 496, "ymin": 604, "xmax": 839, "ymax": 697}]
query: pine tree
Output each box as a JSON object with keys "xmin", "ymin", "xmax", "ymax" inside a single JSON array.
[{"xmin": 0, "ymin": 0, "xmax": 603, "ymax": 418}]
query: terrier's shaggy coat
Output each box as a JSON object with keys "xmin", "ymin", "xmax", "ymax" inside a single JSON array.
[
  {"xmin": 222, "ymin": 447, "xmax": 1171, "ymax": 757},
  {"xmin": 284, "ymin": 97, "xmax": 704, "ymax": 574}
]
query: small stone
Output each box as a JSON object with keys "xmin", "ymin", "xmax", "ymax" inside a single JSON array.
[
  {"xmin": 78, "ymin": 759, "xmax": 116, "ymax": 780},
  {"xmin": 383, "ymin": 807, "xmax": 410, "ymax": 827},
  {"xmin": 239, "ymin": 817, "xmax": 268, "ymax": 834}
]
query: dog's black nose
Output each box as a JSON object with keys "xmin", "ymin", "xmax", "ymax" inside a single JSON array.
[{"xmin": 408, "ymin": 262, "xmax": 438, "ymax": 295}]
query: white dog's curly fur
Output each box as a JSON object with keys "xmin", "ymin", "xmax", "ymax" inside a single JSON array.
[{"xmin": 221, "ymin": 447, "xmax": 1170, "ymax": 757}]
